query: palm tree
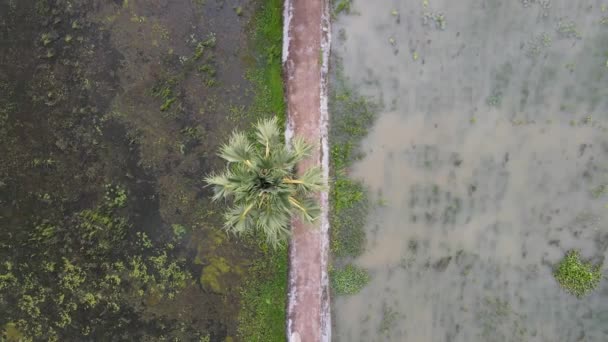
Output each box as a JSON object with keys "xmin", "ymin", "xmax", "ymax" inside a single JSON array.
[{"xmin": 205, "ymin": 117, "xmax": 324, "ymax": 247}]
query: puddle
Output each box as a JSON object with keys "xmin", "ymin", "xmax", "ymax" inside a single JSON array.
[{"xmin": 332, "ymin": 0, "xmax": 608, "ymax": 341}]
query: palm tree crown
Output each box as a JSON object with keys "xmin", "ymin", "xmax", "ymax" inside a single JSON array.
[{"xmin": 205, "ymin": 117, "xmax": 324, "ymax": 247}]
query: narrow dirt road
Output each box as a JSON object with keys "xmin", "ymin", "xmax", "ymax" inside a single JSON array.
[{"xmin": 283, "ymin": 0, "xmax": 331, "ymax": 341}]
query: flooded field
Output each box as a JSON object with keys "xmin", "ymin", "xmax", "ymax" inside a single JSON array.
[
  {"xmin": 331, "ymin": 0, "xmax": 608, "ymax": 341},
  {"xmin": 0, "ymin": 0, "xmax": 286, "ymax": 340}
]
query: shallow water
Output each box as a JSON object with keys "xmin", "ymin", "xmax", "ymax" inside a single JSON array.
[{"xmin": 332, "ymin": 0, "xmax": 608, "ymax": 341}]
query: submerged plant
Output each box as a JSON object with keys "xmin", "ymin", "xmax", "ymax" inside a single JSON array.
[
  {"xmin": 554, "ymin": 250, "xmax": 602, "ymax": 297},
  {"xmin": 334, "ymin": 0, "xmax": 352, "ymax": 16},
  {"xmin": 330, "ymin": 264, "xmax": 370, "ymax": 295},
  {"xmin": 205, "ymin": 117, "xmax": 324, "ymax": 247}
]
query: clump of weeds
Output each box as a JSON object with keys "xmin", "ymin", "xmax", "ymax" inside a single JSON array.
[
  {"xmin": 333, "ymin": 0, "xmax": 352, "ymax": 17},
  {"xmin": 330, "ymin": 264, "xmax": 370, "ymax": 295},
  {"xmin": 556, "ymin": 20, "xmax": 582, "ymax": 39},
  {"xmin": 422, "ymin": 11, "xmax": 446, "ymax": 30},
  {"xmin": 151, "ymin": 77, "xmax": 179, "ymax": 112},
  {"xmin": 554, "ymin": 250, "xmax": 602, "ymax": 297}
]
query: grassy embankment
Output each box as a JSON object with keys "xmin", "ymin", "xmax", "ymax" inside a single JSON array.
[
  {"xmin": 239, "ymin": 0, "xmax": 379, "ymax": 337},
  {"xmin": 237, "ymin": 0, "xmax": 288, "ymax": 341},
  {"xmin": 328, "ymin": 0, "xmax": 378, "ymax": 293},
  {"xmin": 328, "ymin": 59, "xmax": 377, "ymax": 293}
]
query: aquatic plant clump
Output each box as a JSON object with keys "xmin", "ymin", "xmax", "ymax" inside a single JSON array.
[
  {"xmin": 554, "ymin": 250, "xmax": 602, "ymax": 297},
  {"xmin": 205, "ymin": 117, "xmax": 324, "ymax": 247},
  {"xmin": 330, "ymin": 264, "xmax": 370, "ymax": 295}
]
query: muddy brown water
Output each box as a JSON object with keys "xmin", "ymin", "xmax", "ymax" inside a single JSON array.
[{"xmin": 332, "ymin": 0, "xmax": 608, "ymax": 341}]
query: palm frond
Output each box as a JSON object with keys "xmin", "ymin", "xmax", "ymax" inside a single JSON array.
[
  {"xmin": 219, "ymin": 132, "xmax": 254, "ymax": 164},
  {"xmin": 227, "ymin": 166, "xmax": 257, "ymax": 197},
  {"xmin": 255, "ymin": 117, "xmax": 281, "ymax": 158},
  {"xmin": 256, "ymin": 208, "xmax": 291, "ymax": 247},
  {"xmin": 291, "ymin": 136, "xmax": 313, "ymax": 162},
  {"xmin": 270, "ymin": 146, "xmax": 300, "ymax": 171},
  {"xmin": 224, "ymin": 204, "xmax": 256, "ymax": 235},
  {"xmin": 289, "ymin": 196, "xmax": 320, "ymax": 223},
  {"xmin": 285, "ymin": 166, "xmax": 325, "ymax": 195},
  {"xmin": 205, "ymin": 172, "xmax": 233, "ymax": 201}
]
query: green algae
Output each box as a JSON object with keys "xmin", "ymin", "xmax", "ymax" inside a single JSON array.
[{"xmin": 201, "ymin": 257, "xmax": 232, "ymax": 293}]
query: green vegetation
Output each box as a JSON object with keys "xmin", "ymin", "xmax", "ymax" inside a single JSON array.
[
  {"xmin": 247, "ymin": 0, "xmax": 285, "ymax": 125},
  {"xmin": 329, "ymin": 64, "xmax": 376, "ymax": 258},
  {"xmin": 486, "ymin": 91, "xmax": 502, "ymax": 107},
  {"xmin": 1, "ymin": 0, "xmax": 287, "ymax": 340},
  {"xmin": 591, "ymin": 184, "xmax": 607, "ymax": 198},
  {"xmin": 478, "ymin": 296, "xmax": 528, "ymax": 340},
  {"xmin": 331, "ymin": 177, "xmax": 366, "ymax": 256},
  {"xmin": 172, "ymin": 223, "xmax": 187, "ymax": 239},
  {"xmin": 554, "ymin": 250, "xmax": 602, "ymax": 297},
  {"xmin": 104, "ymin": 183, "xmax": 128, "ymax": 208},
  {"xmin": 237, "ymin": 245, "xmax": 288, "ymax": 341},
  {"xmin": 327, "ymin": 61, "xmax": 377, "ymax": 301},
  {"xmin": 486, "ymin": 63, "xmax": 512, "ymax": 108},
  {"xmin": 0, "ymin": 201, "xmax": 192, "ymax": 340},
  {"xmin": 149, "ymin": 31, "xmax": 217, "ymax": 115},
  {"xmin": 151, "ymin": 76, "xmax": 179, "ymax": 112},
  {"xmin": 237, "ymin": 0, "xmax": 288, "ymax": 340},
  {"xmin": 0, "ymin": 2, "xmax": 208, "ymax": 338},
  {"xmin": 193, "ymin": 33, "xmax": 216, "ymax": 60},
  {"xmin": 333, "ymin": 0, "xmax": 352, "ymax": 16},
  {"xmin": 556, "ymin": 20, "xmax": 582, "ymax": 39},
  {"xmin": 206, "ymin": 117, "xmax": 324, "ymax": 247},
  {"xmin": 330, "ymin": 264, "xmax": 370, "ymax": 295},
  {"xmin": 378, "ymin": 306, "xmax": 399, "ymax": 335}
]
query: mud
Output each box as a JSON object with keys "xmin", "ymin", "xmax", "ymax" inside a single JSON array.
[{"xmin": 1, "ymin": 0, "xmax": 264, "ymax": 340}]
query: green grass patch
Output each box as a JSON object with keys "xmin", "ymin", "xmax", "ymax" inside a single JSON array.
[
  {"xmin": 554, "ymin": 250, "xmax": 602, "ymax": 297},
  {"xmin": 329, "ymin": 62, "xmax": 377, "ymax": 258},
  {"xmin": 247, "ymin": 0, "xmax": 285, "ymax": 127},
  {"xmin": 330, "ymin": 264, "xmax": 370, "ymax": 295},
  {"xmin": 151, "ymin": 77, "xmax": 179, "ymax": 112},
  {"xmin": 330, "ymin": 176, "xmax": 367, "ymax": 257},
  {"xmin": 333, "ymin": 176, "xmax": 364, "ymax": 211},
  {"xmin": 238, "ymin": 244, "xmax": 287, "ymax": 341},
  {"xmin": 333, "ymin": 0, "xmax": 352, "ymax": 16},
  {"xmin": 237, "ymin": 0, "xmax": 287, "ymax": 340}
]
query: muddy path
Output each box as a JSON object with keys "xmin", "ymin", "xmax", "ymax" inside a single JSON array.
[{"xmin": 284, "ymin": 0, "xmax": 331, "ymax": 340}]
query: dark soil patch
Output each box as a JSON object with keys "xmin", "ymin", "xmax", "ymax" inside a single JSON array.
[{"xmin": 0, "ymin": 0, "xmax": 279, "ymax": 340}]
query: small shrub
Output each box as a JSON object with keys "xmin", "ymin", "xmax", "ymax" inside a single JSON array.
[
  {"xmin": 333, "ymin": 177, "xmax": 364, "ymax": 211},
  {"xmin": 104, "ymin": 184, "xmax": 127, "ymax": 208},
  {"xmin": 330, "ymin": 264, "xmax": 370, "ymax": 295},
  {"xmin": 171, "ymin": 224, "xmax": 187, "ymax": 240},
  {"xmin": 330, "ymin": 170, "xmax": 368, "ymax": 258},
  {"xmin": 554, "ymin": 250, "xmax": 602, "ymax": 297},
  {"xmin": 334, "ymin": 0, "xmax": 352, "ymax": 16},
  {"xmin": 329, "ymin": 81, "xmax": 376, "ymax": 259}
]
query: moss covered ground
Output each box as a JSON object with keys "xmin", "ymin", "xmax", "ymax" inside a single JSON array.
[{"xmin": 0, "ymin": 0, "xmax": 288, "ymax": 340}]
